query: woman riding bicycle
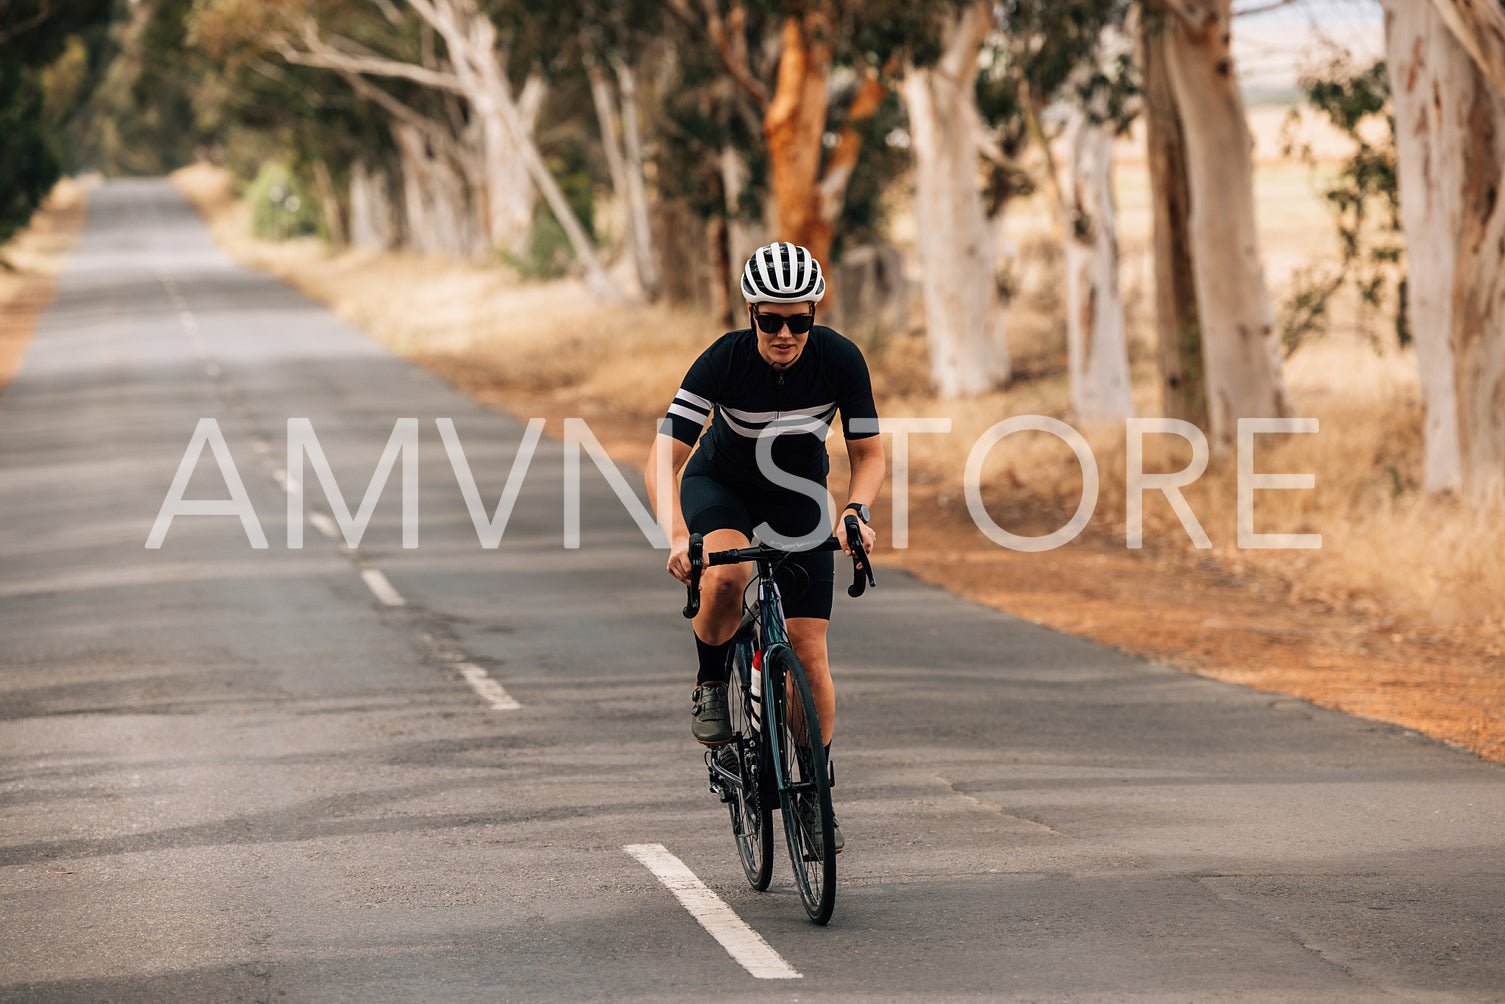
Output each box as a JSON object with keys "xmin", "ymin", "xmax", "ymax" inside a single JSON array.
[{"xmin": 644, "ymin": 242, "xmax": 885, "ymax": 856}]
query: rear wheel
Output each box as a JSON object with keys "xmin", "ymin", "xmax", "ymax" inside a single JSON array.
[
  {"xmin": 770, "ymin": 646, "xmax": 835, "ymax": 924},
  {"xmin": 727, "ymin": 641, "xmax": 772, "ymax": 890}
]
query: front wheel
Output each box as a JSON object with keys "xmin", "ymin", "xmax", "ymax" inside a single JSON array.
[
  {"xmin": 769, "ymin": 646, "xmax": 836, "ymax": 925},
  {"xmin": 727, "ymin": 642, "xmax": 773, "ymax": 890}
]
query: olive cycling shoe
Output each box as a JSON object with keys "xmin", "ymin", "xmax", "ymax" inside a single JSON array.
[{"xmin": 691, "ymin": 683, "xmax": 732, "ymax": 746}]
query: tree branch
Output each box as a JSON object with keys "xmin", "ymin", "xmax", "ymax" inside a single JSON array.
[
  {"xmin": 664, "ymin": 0, "xmax": 770, "ymax": 108},
  {"xmin": 0, "ymin": 0, "xmax": 52, "ymax": 47},
  {"xmin": 1233, "ymin": 0, "xmax": 1299, "ymax": 18},
  {"xmin": 276, "ymin": 21, "xmax": 466, "ymax": 94},
  {"xmin": 1155, "ymin": 0, "xmax": 1217, "ymax": 34},
  {"xmin": 1429, "ymin": 0, "xmax": 1505, "ymax": 104}
]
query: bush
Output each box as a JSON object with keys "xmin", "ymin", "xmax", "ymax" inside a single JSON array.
[{"xmin": 244, "ymin": 161, "xmax": 323, "ymax": 241}]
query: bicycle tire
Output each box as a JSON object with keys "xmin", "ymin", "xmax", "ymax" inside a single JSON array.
[
  {"xmin": 769, "ymin": 646, "xmax": 836, "ymax": 924},
  {"xmin": 727, "ymin": 642, "xmax": 773, "ymax": 890}
]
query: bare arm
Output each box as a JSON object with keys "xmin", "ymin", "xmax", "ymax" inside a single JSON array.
[{"xmin": 838, "ymin": 434, "xmax": 885, "ymax": 561}]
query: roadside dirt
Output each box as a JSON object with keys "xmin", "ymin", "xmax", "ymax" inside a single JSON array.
[
  {"xmin": 417, "ymin": 380, "xmax": 1505, "ymax": 766},
  {"xmin": 164, "ymin": 165, "xmax": 1505, "ymax": 767}
]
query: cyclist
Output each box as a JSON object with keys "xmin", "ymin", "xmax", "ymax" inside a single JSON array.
[{"xmin": 645, "ymin": 242, "xmax": 884, "ymax": 857}]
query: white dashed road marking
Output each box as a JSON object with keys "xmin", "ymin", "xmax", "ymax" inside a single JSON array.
[
  {"xmin": 624, "ymin": 843, "xmax": 801, "ymax": 980},
  {"xmin": 157, "ymin": 266, "xmax": 517, "ymax": 712},
  {"xmin": 359, "ymin": 568, "xmax": 405, "ymax": 607},
  {"xmin": 308, "ymin": 512, "xmax": 341, "ymax": 541},
  {"xmin": 458, "ymin": 663, "xmax": 521, "ymax": 711}
]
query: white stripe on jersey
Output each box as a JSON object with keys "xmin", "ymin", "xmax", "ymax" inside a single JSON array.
[
  {"xmin": 669, "ymin": 403, "xmax": 710, "ymax": 425},
  {"xmin": 675, "ymin": 388, "xmax": 713, "ymax": 412},
  {"xmin": 722, "ymin": 402, "xmax": 836, "ymax": 425},
  {"xmin": 720, "ymin": 411, "xmax": 833, "ymax": 439}
]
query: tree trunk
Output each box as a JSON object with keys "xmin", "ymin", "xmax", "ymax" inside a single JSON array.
[
  {"xmin": 617, "ymin": 60, "xmax": 661, "ymax": 301},
  {"xmin": 310, "ymin": 159, "xmax": 346, "ymax": 245},
  {"xmin": 1383, "ymin": 0, "xmax": 1464, "ymax": 492},
  {"xmin": 763, "ymin": 13, "xmax": 833, "ymax": 262},
  {"xmin": 1163, "ymin": 0, "xmax": 1293, "ymax": 451},
  {"xmin": 720, "ymin": 144, "xmax": 764, "ymax": 309},
  {"xmin": 349, "ymin": 160, "xmax": 397, "ymax": 250},
  {"xmin": 484, "ymin": 74, "xmax": 545, "ymax": 258},
  {"xmin": 587, "ymin": 58, "xmax": 662, "ymax": 301},
  {"xmin": 901, "ymin": 1, "xmax": 1008, "ymax": 397},
  {"xmin": 1061, "ymin": 101, "xmax": 1133, "ymax": 421},
  {"xmin": 392, "ymin": 121, "xmax": 476, "ymax": 257},
  {"xmin": 1141, "ymin": 3, "xmax": 1207, "ymax": 428},
  {"xmin": 412, "ymin": 0, "xmax": 627, "ymax": 300},
  {"xmin": 1452, "ymin": 71, "xmax": 1505, "ymax": 506},
  {"xmin": 1428, "ymin": 0, "xmax": 1505, "ymax": 101}
]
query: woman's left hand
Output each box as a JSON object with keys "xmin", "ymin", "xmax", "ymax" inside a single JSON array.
[{"xmin": 837, "ymin": 514, "xmax": 877, "ymax": 568}]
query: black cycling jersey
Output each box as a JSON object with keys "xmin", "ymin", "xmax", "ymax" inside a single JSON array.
[{"xmin": 664, "ymin": 325, "xmax": 879, "ymax": 489}]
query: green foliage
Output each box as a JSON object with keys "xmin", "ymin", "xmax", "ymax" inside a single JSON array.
[
  {"xmin": 976, "ymin": 0, "xmax": 1136, "ymax": 217},
  {"xmin": 244, "ymin": 162, "xmax": 324, "ymax": 241},
  {"xmin": 0, "ymin": 56, "xmax": 60, "ymax": 248},
  {"xmin": 1279, "ymin": 56, "xmax": 1405, "ymax": 354},
  {"xmin": 506, "ymin": 137, "xmax": 598, "ymax": 279},
  {"xmin": 833, "ymin": 90, "xmax": 906, "ymax": 257},
  {"xmin": 0, "ymin": 0, "xmax": 115, "ymax": 246}
]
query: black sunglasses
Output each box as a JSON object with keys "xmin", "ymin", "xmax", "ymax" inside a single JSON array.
[{"xmin": 751, "ymin": 309, "xmax": 815, "ymax": 335}]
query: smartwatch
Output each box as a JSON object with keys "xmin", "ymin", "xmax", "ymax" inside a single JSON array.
[{"xmin": 843, "ymin": 502, "xmax": 870, "ymax": 524}]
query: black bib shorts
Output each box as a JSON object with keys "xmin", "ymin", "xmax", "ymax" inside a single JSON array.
[{"xmin": 680, "ymin": 458, "xmax": 835, "ymax": 621}]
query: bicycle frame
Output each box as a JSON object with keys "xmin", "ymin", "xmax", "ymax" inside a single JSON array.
[{"xmin": 685, "ymin": 517, "xmax": 874, "ymax": 923}]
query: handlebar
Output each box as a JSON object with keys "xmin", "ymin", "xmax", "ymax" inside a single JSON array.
[{"xmin": 681, "ymin": 517, "xmax": 876, "ymax": 619}]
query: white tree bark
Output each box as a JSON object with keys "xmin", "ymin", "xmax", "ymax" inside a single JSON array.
[
  {"xmin": 617, "ymin": 61, "xmax": 661, "ymax": 301},
  {"xmin": 1383, "ymin": 0, "xmax": 1464, "ymax": 492},
  {"xmin": 720, "ymin": 145, "xmax": 764, "ymax": 302},
  {"xmin": 1163, "ymin": 0, "xmax": 1293, "ymax": 450},
  {"xmin": 901, "ymin": 0, "xmax": 1008, "ymax": 397},
  {"xmin": 410, "ymin": 0, "xmax": 626, "ymax": 300},
  {"xmin": 1428, "ymin": 0, "xmax": 1505, "ymax": 100},
  {"xmin": 486, "ymin": 74, "xmax": 545, "ymax": 257},
  {"xmin": 586, "ymin": 57, "xmax": 661, "ymax": 300},
  {"xmin": 1061, "ymin": 101, "xmax": 1134, "ymax": 422},
  {"xmin": 349, "ymin": 160, "xmax": 396, "ymax": 250},
  {"xmin": 392, "ymin": 121, "xmax": 478, "ymax": 257},
  {"xmin": 277, "ymin": 15, "xmax": 530, "ymax": 258},
  {"xmin": 1425, "ymin": 0, "xmax": 1505, "ymax": 505}
]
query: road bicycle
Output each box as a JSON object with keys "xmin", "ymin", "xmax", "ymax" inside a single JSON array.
[{"xmin": 682, "ymin": 514, "xmax": 875, "ymax": 925}]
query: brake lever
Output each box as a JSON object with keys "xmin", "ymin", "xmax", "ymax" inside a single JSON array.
[
  {"xmin": 681, "ymin": 532, "xmax": 704, "ymax": 619},
  {"xmin": 843, "ymin": 514, "xmax": 877, "ymax": 597}
]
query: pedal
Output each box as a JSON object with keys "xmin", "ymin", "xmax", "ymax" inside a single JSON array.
[{"xmin": 706, "ymin": 750, "xmax": 735, "ymax": 803}]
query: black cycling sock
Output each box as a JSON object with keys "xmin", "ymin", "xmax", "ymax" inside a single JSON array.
[{"xmin": 695, "ymin": 633, "xmax": 733, "ymax": 686}]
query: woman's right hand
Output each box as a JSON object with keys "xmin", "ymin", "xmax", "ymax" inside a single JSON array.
[{"xmin": 666, "ymin": 534, "xmax": 692, "ymax": 585}]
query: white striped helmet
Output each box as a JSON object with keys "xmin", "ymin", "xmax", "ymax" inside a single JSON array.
[{"xmin": 740, "ymin": 242, "xmax": 826, "ymax": 304}]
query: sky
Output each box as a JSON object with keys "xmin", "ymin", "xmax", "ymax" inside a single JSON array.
[{"xmin": 1231, "ymin": 0, "xmax": 1386, "ymax": 94}]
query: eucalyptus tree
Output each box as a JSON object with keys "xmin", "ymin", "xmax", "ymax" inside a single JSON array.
[
  {"xmin": 1152, "ymin": 0, "xmax": 1294, "ymax": 452},
  {"xmin": 1384, "ymin": 0, "xmax": 1505, "ymax": 505},
  {"xmin": 990, "ymin": 0, "xmax": 1136, "ymax": 419},
  {"xmin": 208, "ymin": 0, "xmax": 626, "ymax": 297},
  {"xmin": 901, "ymin": 1, "xmax": 1009, "ymax": 396},
  {"xmin": 668, "ymin": 2, "xmax": 959, "ymax": 278}
]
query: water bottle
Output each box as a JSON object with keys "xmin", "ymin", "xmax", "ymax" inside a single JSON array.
[{"xmin": 749, "ymin": 649, "xmax": 763, "ymax": 733}]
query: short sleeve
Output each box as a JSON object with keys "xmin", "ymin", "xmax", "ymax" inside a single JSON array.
[
  {"xmin": 664, "ymin": 343, "xmax": 720, "ymax": 445},
  {"xmin": 834, "ymin": 337, "xmax": 879, "ymax": 440}
]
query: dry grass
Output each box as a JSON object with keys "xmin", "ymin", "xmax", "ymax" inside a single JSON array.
[
  {"xmin": 173, "ymin": 144, "xmax": 1505, "ymax": 759},
  {"xmin": 173, "ymin": 156, "xmax": 1505, "ymax": 643}
]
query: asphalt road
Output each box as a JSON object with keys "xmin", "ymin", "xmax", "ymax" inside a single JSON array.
[{"xmin": 2, "ymin": 179, "xmax": 1502, "ymax": 1003}]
